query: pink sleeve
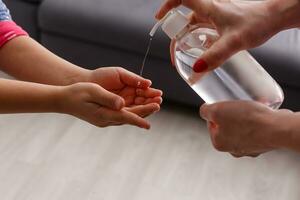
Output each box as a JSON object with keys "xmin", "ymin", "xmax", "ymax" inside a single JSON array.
[{"xmin": 0, "ymin": 20, "xmax": 28, "ymax": 48}]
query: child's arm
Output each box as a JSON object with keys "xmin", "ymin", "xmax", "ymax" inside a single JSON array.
[
  {"xmin": 0, "ymin": 78, "xmax": 154, "ymax": 129},
  {"xmin": 0, "ymin": 36, "xmax": 163, "ymax": 107},
  {"xmin": 0, "ymin": 36, "xmax": 89, "ymax": 85},
  {"xmin": 0, "ymin": 78, "xmax": 61, "ymax": 113},
  {"xmin": 0, "ymin": 1, "xmax": 87, "ymax": 85}
]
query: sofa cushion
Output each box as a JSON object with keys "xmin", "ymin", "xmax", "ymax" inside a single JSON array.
[
  {"xmin": 38, "ymin": 0, "xmax": 300, "ymax": 89},
  {"xmin": 19, "ymin": 0, "xmax": 42, "ymax": 3},
  {"xmin": 38, "ymin": 0, "xmax": 170, "ymax": 60},
  {"xmin": 250, "ymin": 29, "xmax": 300, "ymax": 89}
]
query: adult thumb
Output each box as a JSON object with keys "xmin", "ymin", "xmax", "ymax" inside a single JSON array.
[{"xmin": 193, "ymin": 34, "xmax": 242, "ymax": 73}]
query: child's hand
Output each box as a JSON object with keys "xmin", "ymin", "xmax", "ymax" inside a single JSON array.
[
  {"xmin": 86, "ymin": 67, "xmax": 163, "ymax": 106},
  {"xmin": 59, "ymin": 82, "xmax": 160, "ymax": 129}
]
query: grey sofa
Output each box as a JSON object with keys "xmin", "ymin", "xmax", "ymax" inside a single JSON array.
[{"xmin": 4, "ymin": 0, "xmax": 300, "ymax": 111}]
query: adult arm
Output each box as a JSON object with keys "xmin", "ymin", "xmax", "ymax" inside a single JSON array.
[{"xmin": 156, "ymin": 0, "xmax": 300, "ymax": 72}]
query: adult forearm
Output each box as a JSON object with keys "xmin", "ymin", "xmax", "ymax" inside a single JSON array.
[
  {"xmin": 0, "ymin": 36, "xmax": 89, "ymax": 85},
  {"xmin": 281, "ymin": 113, "xmax": 300, "ymax": 152},
  {"xmin": 270, "ymin": 111, "xmax": 300, "ymax": 153},
  {"xmin": 266, "ymin": 0, "xmax": 300, "ymax": 30},
  {"xmin": 0, "ymin": 78, "xmax": 62, "ymax": 113}
]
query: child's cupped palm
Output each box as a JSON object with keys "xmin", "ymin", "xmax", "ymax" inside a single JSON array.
[{"xmin": 89, "ymin": 67, "xmax": 163, "ymax": 116}]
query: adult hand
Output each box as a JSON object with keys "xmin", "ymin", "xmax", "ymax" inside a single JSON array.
[
  {"xmin": 59, "ymin": 82, "xmax": 160, "ymax": 129},
  {"xmin": 156, "ymin": 0, "xmax": 299, "ymax": 72},
  {"xmin": 199, "ymin": 101, "xmax": 293, "ymax": 157}
]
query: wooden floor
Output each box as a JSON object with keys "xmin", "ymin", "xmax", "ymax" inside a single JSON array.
[{"xmin": 0, "ymin": 103, "xmax": 299, "ymax": 200}]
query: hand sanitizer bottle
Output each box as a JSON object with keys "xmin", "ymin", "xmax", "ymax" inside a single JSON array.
[{"xmin": 151, "ymin": 9, "xmax": 284, "ymax": 109}]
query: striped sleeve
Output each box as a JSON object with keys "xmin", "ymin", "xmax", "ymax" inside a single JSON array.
[{"xmin": 0, "ymin": 0, "xmax": 28, "ymax": 48}]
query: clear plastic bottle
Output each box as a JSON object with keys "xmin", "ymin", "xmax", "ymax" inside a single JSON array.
[{"xmin": 150, "ymin": 9, "xmax": 284, "ymax": 109}]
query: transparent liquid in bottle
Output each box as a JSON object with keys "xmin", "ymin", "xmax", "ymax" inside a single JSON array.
[{"xmin": 174, "ymin": 28, "xmax": 284, "ymax": 109}]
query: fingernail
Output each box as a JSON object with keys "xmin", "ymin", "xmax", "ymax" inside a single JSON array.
[
  {"xmin": 144, "ymin": 126, "xmax": 151, "ymax": 130},
  {"xmin": 193, "ymin": 59, "xmax": 208, "ymax": 73},
  {"xmin": 154, "ymin": 106, "xmax": 160, "ymax": 112},
  {"xmin": 158, "ymin": 97, "xmax": 163, "ymax": 104},
  {"xmin": 142, "ymin": 122, "xmax": 151, "ymax": 130},
  {"xmin": 147, "ymin": 79, "xmax": 152, "ymax": 86},
  {"xmin": 154, "ymin": 108, "xmax": 160, "ymax": 113}
]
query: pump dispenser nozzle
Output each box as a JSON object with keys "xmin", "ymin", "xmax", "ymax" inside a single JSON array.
[
  {"xmin": 150, "ymin": 9, "xmax": 190, "ymax": 38},
  {"xmin": 149, "ymin": 19, "xmax": 164, "ymax": 37},
  {"xmin": 150, "ymin": 9, "xmax": 175, "ymax": 37}
]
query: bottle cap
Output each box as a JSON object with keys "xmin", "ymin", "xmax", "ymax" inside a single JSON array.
[{"xmin": 161, "ymin": 10, "xmax": 190, "ymax": 39}]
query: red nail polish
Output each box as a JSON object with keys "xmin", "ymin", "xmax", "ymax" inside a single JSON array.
[
  {"xmin": 193, "ymin": 59, "xmax": 208, "ymax": 73},
  {"xmin": 209, "ymin": 121, "xmax": 218, "ymax": 129}
]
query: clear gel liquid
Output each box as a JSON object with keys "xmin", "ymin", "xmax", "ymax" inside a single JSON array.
[
  {"xmin": 175, "ymin": 28, "xmax": 284, "ymax": 109},
  {"xmin": 140, "ymin": 36, "xmax": 153, "ymax": 76}
]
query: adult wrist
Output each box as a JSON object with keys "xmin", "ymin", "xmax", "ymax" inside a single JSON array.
[
  {"xmin": 263, "ymin": 0, "xmax": 286, "ymax": 34},
  {"xmin": 265, "ymin": 0, "xmax": 300, "ymax": 30},
  {"xmin": 283, "ymin": 112, "xmax": 300, "ymax": 152},
  {"xmin": 268, "ymin": 110, "xmax": 297, "ymax": 150}
]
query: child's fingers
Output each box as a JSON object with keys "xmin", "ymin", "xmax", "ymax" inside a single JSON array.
[
  {"xmin": 124, "ymin": 96, "xmax": 135, "ymax": 106},
  {"xmin": 134, "ymin": 96, "xmax": 163, "ymax": 105},
  {"xmin": 136, "ymin": 97, "xmax": 163, "ymax": 105},
  {"xmin": 126, "ymin": 103, "xmax": 160, "ymax": 118},
  {"xmin": 125, "ymin": 96, "xmax": 163, "ymax": 107},
  {"xmin": 122, "ymin": 93, "xmax": 163, "ymax": 107},
  {"xmin": 145, "ymin": 97, "xmax": 163, "ymax": 105},
  {"xmin": 136, "ymin": 88, "xmax": 163, "ymax": 98},
  {"xmin": 90, "ymin": 86, "xmax": 125, "ymax": 110},
  {"xmin": 101, "ymin": 108, "xmax": 150, "ymax": 129},
  {"xmin": 117, "ymin": 67, "xmax": 152, "ymax": 89},
  {"xmin": 134, "ymin": 97, "xmax": 146, "ymax": 105}
]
